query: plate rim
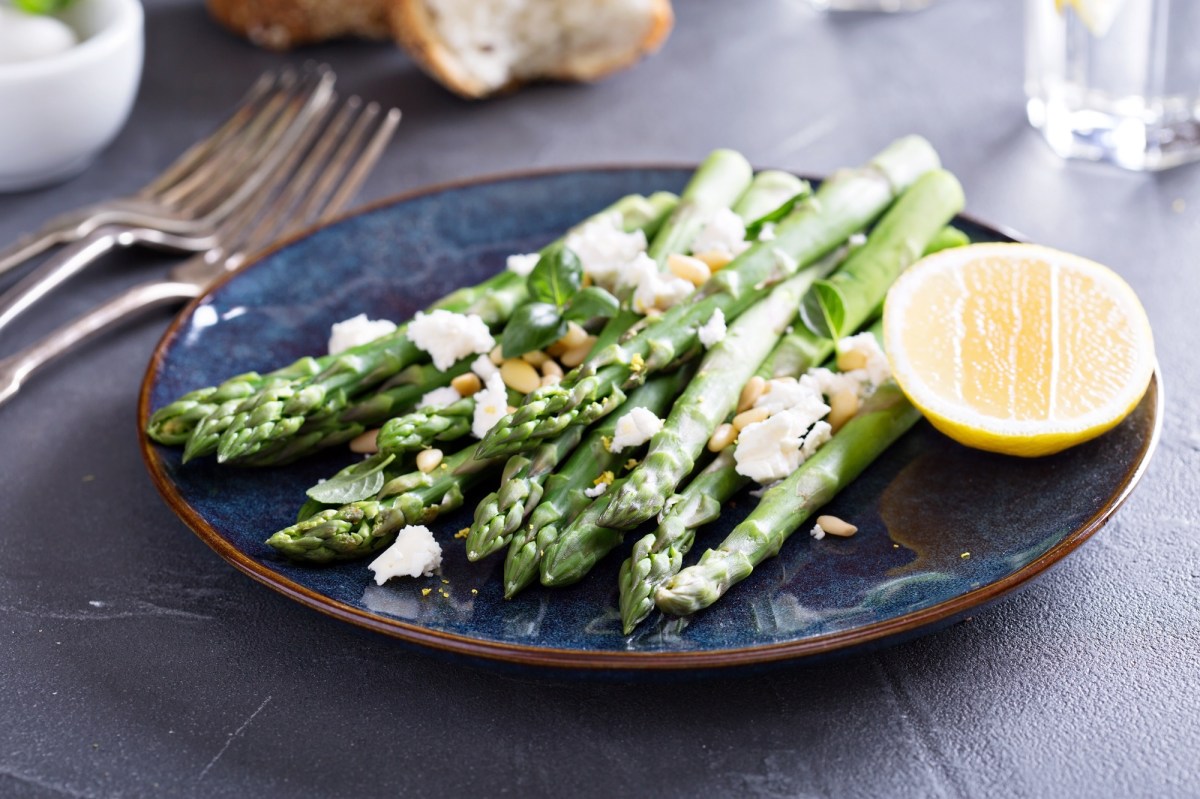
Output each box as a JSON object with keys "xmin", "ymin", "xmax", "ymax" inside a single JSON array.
[{"xmin": 137, "ymin": 164, "xmax": 1164, "ymax": 671}]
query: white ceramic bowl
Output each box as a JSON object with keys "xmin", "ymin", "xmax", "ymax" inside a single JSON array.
[{"xmin": 0, "ymin": 0, "xmax": 144, "ymax": 192}]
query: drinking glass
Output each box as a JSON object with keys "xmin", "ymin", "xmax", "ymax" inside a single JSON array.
[{"xmin": 1025, "ymin": 0, "xmax": 1200, "ymax": 171}]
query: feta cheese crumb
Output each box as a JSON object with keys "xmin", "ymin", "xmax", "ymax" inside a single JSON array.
[
  {"xmin": 408, "ymin": 310, "xmax": 495, "ymax": 371},
  {"xmin": 328, "ymin": 314, "xmax": 397, "ymax": 355},
  {"xmin": 692, "ymin": 208, "xmax": 751, "ymax": 258},
  {"xmin": 758, "ymin": 223, "xmax": 776, "ymax": 242},
  {"xmin": 506, "ymin": 252, "xmax": 540, "ymax": 276},
  {"xmin": 584, "ymin": 482, "xmax": 609, "ymax": 498},
  {"xmin": 836, "ymin": 332, "xmax": 891, "ymax": 388},
  {"xmin": 810, "ymin": 522, "xmax": 827, "ymax": 540},
  {"xmin": 564, "ymin": 213, "xmax": 648, "ymax": 289},
  {"xmin": 420, "ymin": 386, "xmax": 462, "ymax": 409},
  {"xmin": 471, "ymin": 372, "xmax": 509, "ymax": 439},
  {"xmin": 367, "ymin": 524, "xmax": 443, "ymax": 583},
  {"xmin": 471, "ymin": 353, "xmax": 499, "ymax": 380},
  {"xmin": 799, "ymin": 420, "xmax": 833, "ymax": 460},
  {"xmin": 698, "ymin": 308, "xmax": 727, "ymax": 348},
  {"xmin": 849, "ymin": 232, "xmax": 868, "ymax": 248},
  {"xmin": 624, "ymin": 252, "xmax": 694, "ymax": 314},
  {"xmin": 610, "ymin": 407, "xmax": 664, "ymax": 452},
  {"xmin": 755, "ymin": 377, "xmax": 828, "ymax": 418},
  {"xmin": 734, "ymin": 410, "xmax": 814, "ymax": 484}
]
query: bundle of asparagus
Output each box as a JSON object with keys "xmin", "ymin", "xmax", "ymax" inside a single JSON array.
[{"xmin": 148, "ymin": 134, "xmax": 969, "ymax": 632}]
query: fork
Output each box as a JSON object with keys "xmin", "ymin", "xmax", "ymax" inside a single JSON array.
[
  {"xmin": 0, "ymin": 97, "xmax": 401, "ymax": 408},
  {"xmin": 0, "ymin": 65, "xmax": 335, "ymax": 279}
]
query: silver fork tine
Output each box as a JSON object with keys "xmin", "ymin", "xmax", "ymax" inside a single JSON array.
[
  {"xmin": 0, "ymin": 98, "xmax": 401, "ymax": 406},
  {"xmin": 136, "ymin": 70, "xmax": 280, "ymax": 200}
]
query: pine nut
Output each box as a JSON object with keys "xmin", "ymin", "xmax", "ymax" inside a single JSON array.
[
  {"xmin": 816, "ymin": 514, "xmax": 857, "ymax": 537},
  {"xmin": 500, "ymin": 359, "xmax": 541, "ymax": 395},
  {"xmin": 416, "ymin": 448, "xmax": 443, "ymax": 473},
  {"xmin": 541, "ymin": 374, "xmax": 561, "ymax": 387},
  {"xmin": 349, "ymin": 428, "xmax": 379, "ymax": 454},
  {"xmin": 450, "ymin": 372, "xmax": 482, "ymax": 397},
  {"xmin": 707, "ymin": 423, "xmax": 737, "ymax": 452},
  {"xmin": 737, "ymin": 376, "xmax": 767, "ymax": 413},
  {"xmin": 522, "ymin": 350, "xmax": 549, "ymax": 367},
  {"xmin": 488, "ymin": 345, "xmax": 505, "ymax": 365},
  {"xmin": 693, "ymin": 249, "xmax": 733, "ymax": 271},
  {"xmin": 837, "ymin": 348, "xmax": 868, "ymax": 371},
  {"xmin": 541, "ymin": 359, "xmax": 563, "ymax": 379},
  {"xmin": 732, "ymin": 407, "xmax": 770, "ymax": 431},
  {"xmin": 546, "ymin": 340, "xmax": 568, "ymax": 357},
  {"xmin": 827, "ymin": 388, "xmax": 859, "ymax": 433},
  {"xmin": 559, "ymin": 338, "xmax": 595, "ymax": 368},
  {"xmin": 668, "ymin": 253, "xmax": 712, "ymax": 287},
  {"xmin": 560, "ymin": 321, "xmax": 589, "ymax": 349}
]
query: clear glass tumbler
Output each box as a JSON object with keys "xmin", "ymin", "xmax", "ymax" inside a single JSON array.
[{"xmin": 1025, "ymin": 0, "xmax": 1200, "ymax": 171}]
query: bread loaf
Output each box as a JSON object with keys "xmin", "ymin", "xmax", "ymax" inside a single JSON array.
[{"xmin": 207, "ymin": 0, "xmax": 392, "ymax": 50}]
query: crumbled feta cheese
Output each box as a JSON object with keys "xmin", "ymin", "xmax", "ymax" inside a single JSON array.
[
  {"xmin": 807, "ymin": 367, "xmax": 865, "ymax": 400},
  {"xmin": 836, "ymin": 333, "xmax": 891, "ymax": 387},
  {"xmin": 692, "ymin": 208, "xmax": 751, "ymax": 258},
  {"xmin": 471, "ymin": 372, "xmax": 509, "ymax": 439},
  {"xmin": 734, "ymin": 410, "xmax": 813, "ymax": 484},
  {"xmin": 367, "ymin": 525, "xmax": 443, "ymax": 583},
  {"xmin": 420, "ymin": 386, "xmax": 462, "ymax": 409},
  {"xmin": 506, "ymin": 252, "xmax": 540, "ymax": 276},
  {"xmin": 698, "ymin": 308, "xmax": 727, "ymax": 348},
  {"xmin": 564, "ymin": 213, "xmax": 648, "ymax": 289},
  {"xmin": 799, "ymin": 420, "xmax": 833, "ymax": 460},
  {"xmin": 758, "ymin": 223, "xmax": 776, "ymax": 242},
  {"xmin": 471, "ymin": 354, "xmax": 499, "ymax": 380},
  {"xmin": 610, "ymin": 406, "xmax": 664, "ymax": 452},
  {"xmin": 624, "ymin": 252, "xmax": 694, "ymax": 314},
  {"xmin": 584, "ymin": 482, "xmax": 609, "ymax": 498},
  {"xmin": 755, "ymin": 377, "xmax": 829, "ymax": 419},
  {"xmin": 328, "ymin": 314, "xmax": 397, "ymax": 355},
  {"xmin": 408, "ymin": 310, "xmax": 495, "ymax": 371},
  {"xmin": 849, "ymin": 232, "xmax": 868, "ymax": 248},
  {"xmin": 810, "ymin": 522, "xmax": 827, "ymax": 540}
]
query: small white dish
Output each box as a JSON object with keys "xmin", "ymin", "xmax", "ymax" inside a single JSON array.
[{"xmin": 0, "ymin": 0, "xmax": 144, "ymax": 192}]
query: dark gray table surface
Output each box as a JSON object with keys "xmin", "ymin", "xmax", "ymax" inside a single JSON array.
[{"xmin": 2, "ymin": 1, "xmax": 1198, "ymax": 796}]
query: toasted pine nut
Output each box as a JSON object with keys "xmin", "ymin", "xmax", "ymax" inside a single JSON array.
[
  {"xmin": 450, "ymin": 372, "xmax": 482, "ymax": 397},
  {"xmin": 521, "ymin": 350, "xmax": 549, "ymax": 367},
  {"xmin": 732, "ymin": 407, "xmax": 770, "ymax": 431},
  {"xmin": 501, "ymin": 359, "xmax": 541, "ymax": 395},
  {"xmin": 349, "ymin": 429, "xmax": 379, "ymax": 454},
  {"xmin": 837, "ymin": 348, "xmax": 868, "ymax": 371},
  {"xmin": 560, "ymin": 321, "xmax": 589, "ymax": 349},
  {"xmin": 546, "ymin": 340, "xmax": 568, "ymax": 357},
  {"xmin": 693, "ymin": 249, "xmax": 733, "ymax": 271},
  {"xmin": 559, "ymin": 339, "xmax": 595, "ymax": 368},
  {"xmin": 507, "ymin": 405, "xmax": 518, "ymax": 414},
  {"xmin": 816, "ymin": 514, "xmax": 857, "ymax": 537},
  {"xmin": 827, "ymin": 388, "xmax": 859, "ymax": 433},
  {"xmin": 737, "ymin": 376, "xmax": 767, "ymax": 413},
  {"xmin": 540, "ymin": 374, "xmax": 561, "ymax": 387},
  {"xmin": 488, "ymin": 345, "xmax": 505, "ymax": 365},
  {"xmin": 707, "ymin": 423, "xmax": 737, "ymax": 452},
  {"xmin": 416, "ymin": 448, "xmax": 444, "ymax": 473},
  {"xmin": 541, "ymin": 359, "xmax": 563, "ymax": 379},
  {"xmin": 668, "ymin": 253, "xmax": 712, "ymax": 287}
]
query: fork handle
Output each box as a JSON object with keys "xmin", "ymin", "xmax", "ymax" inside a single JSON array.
[
  {"xmin": 0, "ymin": 279, "xmax": 199, "ymax": 408},
  {"xmin": 0, "ymin": 227, "xmax": 124, "ymax": 337},
  {"xmin": 0, "ymin": 224, "xmax": 76, "ymax": 279}
]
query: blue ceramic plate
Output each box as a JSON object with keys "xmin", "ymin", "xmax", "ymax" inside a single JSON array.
[{"xmin": 138, "ymin": 167, "xmax": 1161, "ymax": 671}]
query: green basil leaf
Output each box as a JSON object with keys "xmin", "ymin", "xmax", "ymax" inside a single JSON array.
[
  {"xmin": 306, "ymin": 453, "xmax": 396, "ymax": 504},
  {"xmin": 13, "ymin": 0, "xmax": 74, "ymax": 13},
  {"xmin": 563, "ymin": 286, "xmax": 620, "ymax": 322},
  {"xmin": 527, "ymin": 245, "xmax": 583, "ymax": 308},
  {"xmin": 502, "ymin": 302, "xmax": 567, "ymax": 358},
  {"xmin": 799, "ymin": 280, "xmax": 846, "ymax": 340}
]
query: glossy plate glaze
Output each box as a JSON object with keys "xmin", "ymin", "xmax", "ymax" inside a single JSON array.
[{"xmin": 138, "ymin": 167, "xmax": 1162, "ymax": 671}]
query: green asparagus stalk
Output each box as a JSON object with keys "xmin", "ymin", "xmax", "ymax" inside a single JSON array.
[
  {"xmin": 501, "ymin": 368, "xmax": 692, "ymax": 598},
  {"xmin": 539, "ymin": 476, "xmax": 630, "ymax": 587},
  {"xmin": 184, "ymin": 192, "xmax": 676, "ymax": 464},
  {"xmin": 732, "ymin": 170, "xmax": 809, "ymax": 228},
  {"xmin": 799, "ymin": 169, "xmax": 965, "ymax": 339},
  {"xmin": 478, "ymin": 136, "xmax": 942, "ymax": 460},
  {"xmin": 654, "ymin": 380, "xmax": 921, "ymax": 616},
  {"xmin": 265, "ymin": 444, "xmax": 500, "ymax": 563},
  {"xmin": 645, "ymin": 150, "xmax": 753, "ymax": 265},
  {"xmin": 599, "ymin": 260, "xmax": 838, "ymax": 530},
  {"xmin": 376, "ymin": 396, "xmax": 477, "ymax": 454},
  {"xmin": 464, "ymin": 424, "xmax": 586, "ymax": 561}
]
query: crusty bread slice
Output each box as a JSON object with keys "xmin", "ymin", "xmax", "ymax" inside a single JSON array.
[
  {"xmin": 392, "ymin": 0, "xmax": 673, "ymax": 99},
  {"xmin": 206, "ymin": 0, "xmax": 393, "ymax": 50}
]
